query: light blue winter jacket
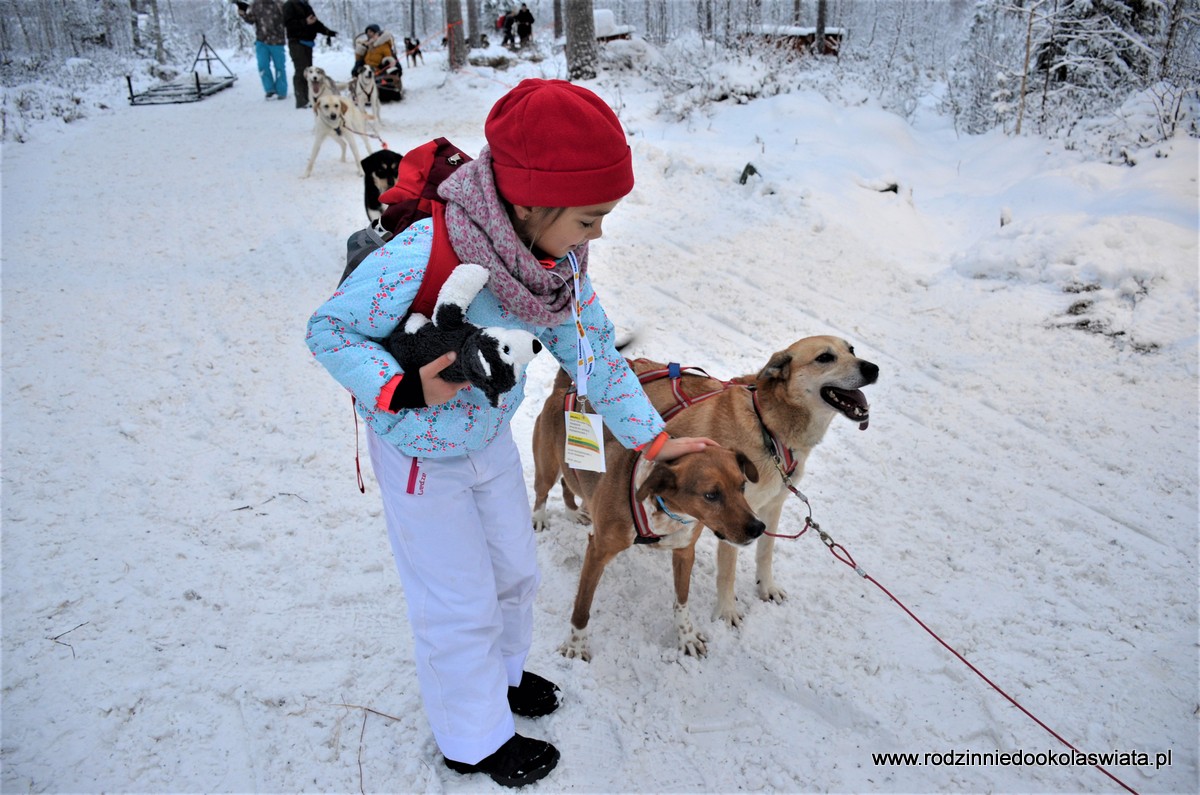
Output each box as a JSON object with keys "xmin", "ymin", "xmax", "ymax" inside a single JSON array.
[{"xmin": 306, "ymin": 217, "xmax": 665, "ymax": 458}]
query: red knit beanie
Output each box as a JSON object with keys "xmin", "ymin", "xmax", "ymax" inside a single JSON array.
[{"xmin": 485, "ymin": 79, "xmax": 634, "ymax": 207}]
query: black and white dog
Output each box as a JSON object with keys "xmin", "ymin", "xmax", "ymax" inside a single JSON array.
[
  {"xmin": 361, "ymin": 149, "xmax": 403, "ymax": 221},
  {"xmin": 404, "ymin": 37, "xmax": 424, "ymax": 67}
]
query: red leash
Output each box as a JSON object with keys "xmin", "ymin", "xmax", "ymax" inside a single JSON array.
[{"xmin": 809, "ymin": 521, "xmax": 1139, "ymax": 794}]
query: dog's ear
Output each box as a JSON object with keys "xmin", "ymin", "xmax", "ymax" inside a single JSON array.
[
  {"xmin": 339, "ymin": 96, "xmax": 352, "ymax": 114},
  {"xmin": 759, "ymin": 351, "xmax": 793, "ymax": 382},
  {"xmin": 734, "ymin": 450, "xmax": 760, "ymax": 484},
  {"xmin": 636, "ymin": 462, "xmax": 676, "ymax": 502}
]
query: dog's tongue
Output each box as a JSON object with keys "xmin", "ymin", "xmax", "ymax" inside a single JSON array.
[{"xmin": 821, "ymin": 386, "xmax": 871, "ymax": 430}]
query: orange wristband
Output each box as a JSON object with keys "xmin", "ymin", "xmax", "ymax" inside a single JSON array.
[{"xmin": 643, "ymin": 431, "xmax": 669, "ymax": 461}]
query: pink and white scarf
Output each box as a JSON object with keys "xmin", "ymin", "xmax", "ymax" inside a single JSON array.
[{"xmin": 439, "ymin": 146, "xmax": 587, "ymax": 327}]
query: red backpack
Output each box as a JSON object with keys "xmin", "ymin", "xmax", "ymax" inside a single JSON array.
[{"xmin": 340, "ymin": 137, "xmax": 472, "ymax": 318}]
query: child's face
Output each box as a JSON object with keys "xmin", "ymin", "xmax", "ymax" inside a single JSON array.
[{"xmin": 524, "ymin": 200, "xmax": 620, "ymax": 260}]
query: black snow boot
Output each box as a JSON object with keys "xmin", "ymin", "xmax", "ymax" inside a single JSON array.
[
  {"xmin": 507, "ymin": 671, "xmax": 560, "ymax": 717},
  {"xmin": 444, "ymin": 733, "xmax": 560, "ymax": 788}
]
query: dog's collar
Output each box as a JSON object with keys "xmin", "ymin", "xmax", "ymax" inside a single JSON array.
[
  {"xmin": 630, "ymin": 455, "xmax": 695, "ymax": 545},
  {"xmin": 751, "ymin": 388, "xmax": 798, "ymax": 478},
  {"xmin": 654, "ymin": 496, "xmax": 694, "ymax": 526},
  {"xmin": 750, "ymin": 388, "xmax": 814, "ymax": 506}
]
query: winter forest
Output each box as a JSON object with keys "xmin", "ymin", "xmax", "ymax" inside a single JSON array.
[{"xmin": 1, "ymin": 0, "xmax": 1197, "ymax": 155}]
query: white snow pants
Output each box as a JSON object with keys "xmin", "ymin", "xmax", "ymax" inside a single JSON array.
[{"xmin": 366, "ymin": 426, "xmax": 539, "ymax": 764}]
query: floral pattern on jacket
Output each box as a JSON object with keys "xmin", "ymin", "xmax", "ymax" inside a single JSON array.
[{"xmin": 306, "ymin": 217, "xmax": 665, "ymax": 458}]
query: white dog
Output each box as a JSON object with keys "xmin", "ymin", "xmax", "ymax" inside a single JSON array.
[
  {"xmin": 303, "ymin": 65, "xmax": 339, "ymax": 106},
  {"xmin": 348, "ymin": 66, "xmax": 382, "ymax": 132},
  {"xmin": 303, "ymin": 94, "xmax": 373, "ymax": 178}
]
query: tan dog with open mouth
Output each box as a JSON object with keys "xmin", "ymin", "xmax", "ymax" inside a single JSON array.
[
  {"xmin": 532, "ymin": 369, "xmax": 765, "ymax": 660},
  {"xmin": 630, "ymin": 335, "xmax": 879, "ymax": 626},
  {"xmin": 302, "ymin": 93, "xmax": 373, "ymax": 178}
]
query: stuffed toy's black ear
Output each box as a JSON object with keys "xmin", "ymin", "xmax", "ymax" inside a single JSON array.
[{"xmin": 433, "ymin": 301, "xmax": 468, "ymax": 329}]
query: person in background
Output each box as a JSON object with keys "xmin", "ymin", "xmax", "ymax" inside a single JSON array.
[
  {"xmin": 237, "ymin": 0, "xmax": 288, "ymax": 101},
  {"xmin": 306, "ymin": 79, "xmax": 715, "ymax": 788},
  {"xmin": 514, "ymin": 3, "xmax": 535, "ymax": 48},
  {"xmin": 353, "ymin": 24, "xmax": 397, "ymax": 75},
  {"xmin": 282, "ymin": 0, "xmax": 336, "ymax": 109},
  {"xmin": 501, "ymin": 9, "xmax": 516, "ymax": 48}
]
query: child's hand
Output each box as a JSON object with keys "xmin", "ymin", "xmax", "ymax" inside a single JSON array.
[
  {"xmin": 653, "ymin": 436, "xmax": 719, "ymax": 462},
  {"xmin": 419, "ymin": 352, "xmax": 468, "ymax": 405}
]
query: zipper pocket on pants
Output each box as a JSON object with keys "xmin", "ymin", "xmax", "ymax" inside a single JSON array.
[{"xmin": 406, "ymin": 457, "xmax": 422, "ymax": 495}]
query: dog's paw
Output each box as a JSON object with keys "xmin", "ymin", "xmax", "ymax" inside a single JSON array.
[
  {"xmin": 531, "ymin": 506, "xmax": 549, "ymax": 532},
  {"xmin": 679, "ymin": 632, "xmax": 708, "ymax": 657},
  {"xmin": 712, "ymin": 599, "xmax": 744, "ymax": 627},
  {"xmin": 565, "ymin": 507, "xmax": 592, "ymax": 526},
  {"xmin": 757, "ymin": 579, "xmax": 788, "ymax": 604},
  {"xmin": 558, "ymin": 627, "xmax": 591, "ymax": 662},
  {"xmin": 675, "ymin": 603, "xmax": 708, "ymax": 657}
]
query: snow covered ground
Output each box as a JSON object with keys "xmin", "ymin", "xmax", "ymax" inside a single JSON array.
[{"xmin": 2, "ymin": 42, "xmax": 1197, "ymax": 794}]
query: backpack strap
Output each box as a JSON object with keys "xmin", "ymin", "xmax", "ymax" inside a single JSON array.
[
  {"xmin": 408, "ymin": 201, "xmax": 460, "ymax": 318},
  {"xmin": 346, "ymin": 200, "xmax": 462, "ymax": 496}
]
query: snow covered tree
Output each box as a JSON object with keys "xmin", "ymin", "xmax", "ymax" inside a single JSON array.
[
  {"xmin": 944, "ymin": 1, "xmax": 1027, "ymax": 133},
  {"xmin": 1016, "ymin": 0, "xmax": 1172, "ymax": 133},
  {"xmin": 565, "ymin": 0, "xmax": 598, "ymax": 80}
]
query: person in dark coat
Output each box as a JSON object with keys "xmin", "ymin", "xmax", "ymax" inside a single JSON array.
[
  {"xmin": 514, "ymin": 4, "xmax": 534, "ymax": 49},
  {"xmin": 501, "ymin": 9, "xmax": 516, "ymax": 48},
  {"xmin": 282, "ymin": 0, "xmax": 336, "ymax": 108}
]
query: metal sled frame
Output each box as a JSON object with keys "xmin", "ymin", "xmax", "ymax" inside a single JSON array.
[{"xmin": 127, "ymin": 36, "xmax": 237, "ymax": 106}]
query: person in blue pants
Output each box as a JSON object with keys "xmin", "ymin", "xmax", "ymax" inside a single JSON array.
[{"xmin": 238, "ymin": 0, "xmax": 288, "ymax": 100}]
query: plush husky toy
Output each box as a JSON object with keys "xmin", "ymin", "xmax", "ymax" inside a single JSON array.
[{"xmin": 384, "ymin": 263, "xmax": 543, "ymax": 407}]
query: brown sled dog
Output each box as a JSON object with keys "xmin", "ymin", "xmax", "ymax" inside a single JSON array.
[
  {"xmin": 631, "ymin": 335, "xmax": 878, "ymax": 626},
  {"xmin": 531, "ymin": 369, "xmax": 765, "ymax": 660}
]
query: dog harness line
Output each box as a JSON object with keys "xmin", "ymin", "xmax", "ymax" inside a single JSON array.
[{"xmin": 634, "ymin": 362, "xmax": 732, "ymax": 421}]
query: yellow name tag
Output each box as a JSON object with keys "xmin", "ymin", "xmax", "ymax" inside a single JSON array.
[{"xmin": 564, "ymin": 410, "xmax": 606, "ymax": 472}]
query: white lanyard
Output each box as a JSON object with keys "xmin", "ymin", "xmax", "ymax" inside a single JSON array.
[{"xmin": 566, "ymin": 251, "xmax": 596, "ymax": 399}]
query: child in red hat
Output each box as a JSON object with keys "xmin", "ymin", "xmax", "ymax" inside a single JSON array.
[{"xmin": 307, "ymin": 79, "xmax": 714, "ymax": 788}]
